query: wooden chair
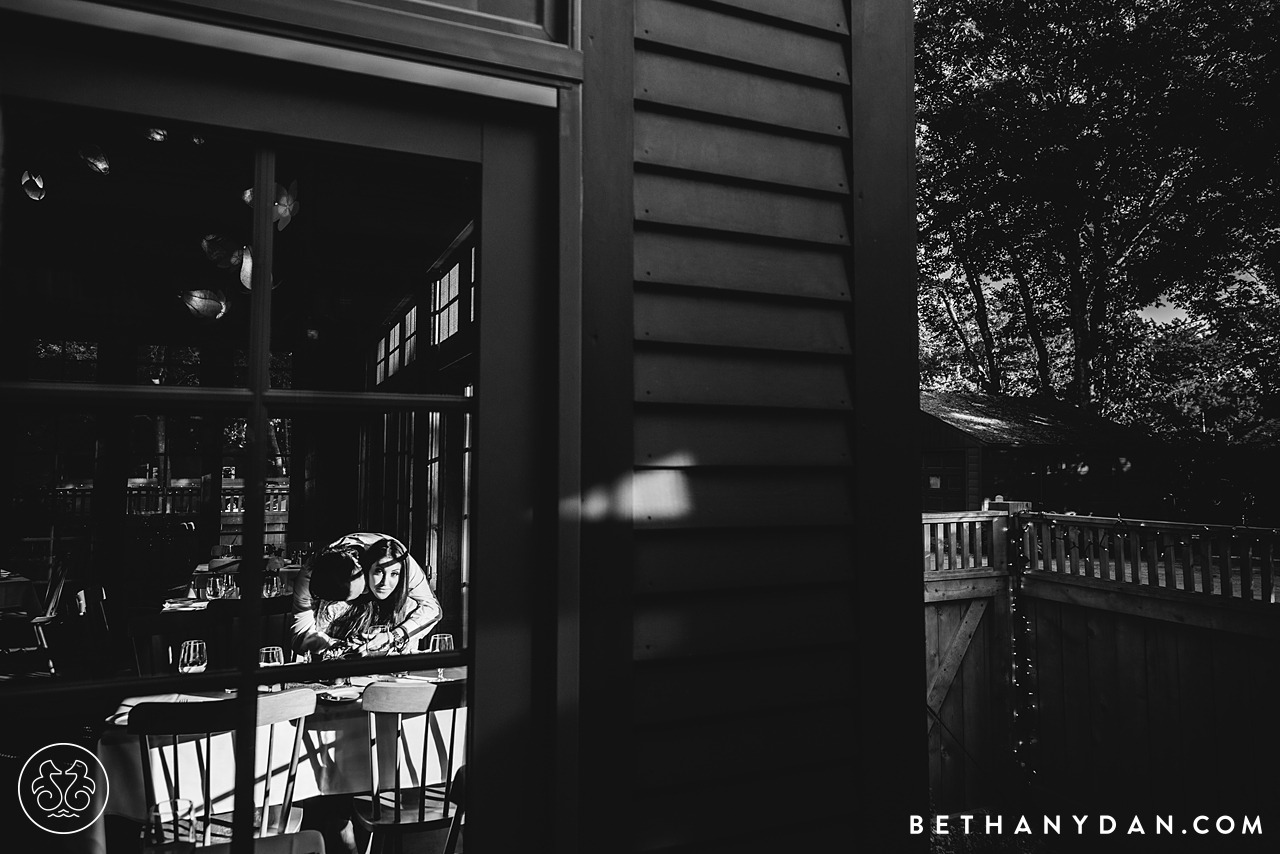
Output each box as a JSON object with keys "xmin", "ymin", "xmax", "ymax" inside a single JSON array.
[
  {"xmin": 441, "ymin": 765, "xmax": 465, "ymax": 854},
  {"xmin": 128, "ymin": 688, "xmax": 317, "ymax": 845},
  {"xmin": 352, "ymin": 682, "xmax": 464, "ymax": 854}
]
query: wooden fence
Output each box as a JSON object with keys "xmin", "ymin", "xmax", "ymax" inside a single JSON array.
[
  {"xmin": 923, "ymin": 511, "xmax": 1014, "ymax": 813},
  {"xmin": 1021, "ymin": 511, "xmax": 1277, "ymax": 602},
  {"xmin": 927, "ymin": 509, "xmax": 1280, "ymax": 817}
]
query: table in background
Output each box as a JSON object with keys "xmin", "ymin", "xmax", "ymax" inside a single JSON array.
[
  {"xmin": 92, "ymin": 669, "xmax": 467, "ymax": 833},
  {"xmin": 0, "ymin": 572, "xmax": 42, "ymax": 613}
]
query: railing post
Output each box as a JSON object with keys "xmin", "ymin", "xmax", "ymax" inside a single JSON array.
[{"xmin": 991, "ymin": 512, "xmax": 1009, "ymax": 574}]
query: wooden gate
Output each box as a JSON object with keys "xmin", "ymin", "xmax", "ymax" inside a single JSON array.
[{"xmin": 923, "ymin": 511, "xmax": 1015, "ymax": 813}]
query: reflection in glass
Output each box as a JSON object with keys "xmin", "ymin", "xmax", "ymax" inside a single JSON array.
[
  {"xmin": 1, "ymin": 97, "xmax": 476, "ymax": 684},
  {"xmin": 269, "ymin": 142, "xmax": 477, "ymax": 392},
  {"xmin": 1, "ymin": 97, "xmax": 254, "ymax": 388}
]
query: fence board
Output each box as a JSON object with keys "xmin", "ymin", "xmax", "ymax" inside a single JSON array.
[
  {"xmin": 1085, "ymin": 608, "xmax": 1119, "ymax": 800},
  {"xmin": 1209, "ymin": 636, "xmax": 1252, "ymax": 809},
  {"xmin": 937, "ymin": 601, "xmax": 965, "ymax": 808},
  {"xmin": 635, "ymin": 289, "xmax": 850, "ymax": 354},
  {"xmin": 1032, "ymin": 599, "xmax": 1065, "ymax": 797},
  {"xmin": 1143, "ymin": 621, "xmax": 1180, "ymax": 804},
  {"xmin": 635, "ymin": 588, "xmax": 852, "ymax": 659},
  {"xmin": 1058, "ymin": 605, "xmax": 1092, "ymax": 798},
  {"xmin": 635, "ymin": 350, "xmax": 851, "ymax": 409},
  {"xmin": 635, "ymin": 111, "xmax": 848, "ymax": 192},
  {"xmin": 635, "ymin": 173, "xmax": 849, "ymax": 245},
  {"xmin": 635, "ymin": 230, "xmax": 850, "ymax": 301},
  {"xmin": 1175, "ymin": 629, "xmax": 1215, "ymax": 809},
  {"xmin": 632, "ymin": 647, "xmax": 854, "ymax": 723},
  {"xmin": 961, "ymin": 602, "xmax": 989, "ymax": 803},
  {"xmin": 635, "ymin": 410, "xmax": 850, "ymax": 467},
  {"xmin": 635, "ymin": 52, "xmax": 849, "ymax": 137},
  {"xmin": 1112, "ymin": 614, "xmax": 1151, "ymax": 806},
  {"xmin": 1020, "ymin": 573, "xmax": 1280, "ymax": 640},
  {"xmin": 926, "ymin": 602, "xmax": 943, "ymax": 802},
  {"xmin": 633, "ymin": 527, "xmax": 851, "ymax": 593},
  {"xmin": 636, "ymin": 0, "xmax": 846, "ymax": 83}
]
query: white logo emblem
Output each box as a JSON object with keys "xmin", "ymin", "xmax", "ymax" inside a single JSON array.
[{"xmin": 17, "ymin": 743, "xmax": 110, "ymax": 835}]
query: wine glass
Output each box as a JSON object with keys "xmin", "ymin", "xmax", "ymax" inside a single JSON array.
[
  {"xmin": 145, "ymin": 798, "xmax": 194, "ymax": 847},
  {"xmin": 259, "ymin": 645, "xmax": 284, "ymax": 691},
  {"xmin": 178, "ymin": 639, "xmax": 207, "ymax": 674},
  {"xmin": 427, "ymin": 633, "xmax": 453, "ymax": 681}
]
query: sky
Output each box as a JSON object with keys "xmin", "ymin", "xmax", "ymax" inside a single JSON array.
[{"xmin": 1139, "ymin": 302, "xmax": 1189, "ymax": 324}]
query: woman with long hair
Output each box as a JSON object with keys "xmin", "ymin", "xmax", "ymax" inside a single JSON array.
[{"xmin": 291, "ymin": 533, "xmax": 440, "ymax": 658}]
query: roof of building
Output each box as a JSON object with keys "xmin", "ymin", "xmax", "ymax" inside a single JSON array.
[{"xmin": 920, "ymin": 389, "xmax": 1157, "ymax": 448}]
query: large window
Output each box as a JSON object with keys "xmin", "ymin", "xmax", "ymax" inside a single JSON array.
[{"xmin": 0, "ymin": 89, "xmax": 482, "ymax": 851}]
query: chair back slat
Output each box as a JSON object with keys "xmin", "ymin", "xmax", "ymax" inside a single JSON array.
[
  {"xmin": 137, "ymin": 735, "xmax": 157, "ymax": 831},
  {"xmin": 260, "ymin": 720, "xmax": 276, "ymax": 837},
  {"xmin": 202, "ymin": 734, "xmax": 213, "ymax": 846},
  {"xmin": 367, "ymin": 711, "xmax": 381, "ymax": 821},
  {"xmin": 280, "ymin": 716, "xmax": 306, "ymax": 834},
  {"xmin": 443, "ymin": 708, "xmax": 457, "ymax": 812},
  {"xmin": 394, "ymin": 712, "xmax": 403, "ymax": 823}
]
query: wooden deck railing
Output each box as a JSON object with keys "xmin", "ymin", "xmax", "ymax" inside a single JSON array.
[
  {"xmin": 1019, "ymin": 511, "xmax": 1278, "ymax": 603},
  {"xmin": 922, "ymin": 511, "xmax": 1009, "ymax": 573}
]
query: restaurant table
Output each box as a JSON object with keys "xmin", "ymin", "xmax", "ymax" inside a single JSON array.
[
  {"xmin": 0, "ymin": 571, "xmax": 42, "ymax": 613},
  {"xmin": 73, "ymin": 668, "xmax": 467, "ymax": 854}
]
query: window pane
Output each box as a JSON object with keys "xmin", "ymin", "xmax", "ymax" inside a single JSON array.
[
  {"xmin": 269, "ymin": 141, "xmax": 477, "ymax": 392},
  {"xmin": 0, "ymin": 97, "xmax": 255, "ymax": 388}
]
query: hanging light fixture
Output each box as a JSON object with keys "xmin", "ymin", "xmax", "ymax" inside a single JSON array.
[{"xmin": 180, "ymin": 289, "xmax": 228, "ymax": 320}]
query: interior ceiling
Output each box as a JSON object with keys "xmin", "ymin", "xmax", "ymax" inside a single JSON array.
[{"xmin": 2, "ymin": 96, "xmax": 478, "ymax": 353}]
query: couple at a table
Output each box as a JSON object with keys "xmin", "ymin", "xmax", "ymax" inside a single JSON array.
[{"xmin": 291, "ymin": 532, "xmax": 441, "ymax": 659}]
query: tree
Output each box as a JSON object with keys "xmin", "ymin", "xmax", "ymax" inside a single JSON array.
[{"xmin": 917, "ymin": 0, "xmax": 1280, "ymax": 410}]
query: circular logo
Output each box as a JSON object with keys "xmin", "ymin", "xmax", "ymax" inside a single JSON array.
[{"xmin": 17, "ymin": 743, "xmax": 110, "ymax": 835}]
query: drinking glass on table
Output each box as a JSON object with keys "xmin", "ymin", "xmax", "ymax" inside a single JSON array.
[
  {"xmin": 259, "ymin": 645, "xmax": 284, "ymax": 691},
  {"xmin": 145, "ymin": 797, "xmax": 195, "ymax": 848},
  {"xmin": 178, "ymin": 640, "xmax": 207, "ymax": 674},
  {"xmin": 426, "ymin": 633, "xmax": 453, "ymax": 681}
]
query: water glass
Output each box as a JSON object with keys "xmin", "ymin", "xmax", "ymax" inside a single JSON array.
[
  {"xmin": 178, "ymin": 640, "xmax": 207, "ymax": 674},
  {"xmin": 259, "ymin": 645, "xmax": 284, "ymax": 691},
  {"xmin": 427, "ymin": 633, "xmax": 454, "ymax": 681},
  {"xmin": 145, "ymin": 798, "xmax": 195, "ymax": 846}
]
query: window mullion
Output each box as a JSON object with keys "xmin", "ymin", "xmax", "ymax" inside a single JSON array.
[{"xmin": 230, "ymin": 145, "xmax": 276, "ymax": 852}]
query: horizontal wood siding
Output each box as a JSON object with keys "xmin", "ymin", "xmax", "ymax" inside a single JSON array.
[{"xmin": 630, "ymin": 2, "xmax": 854, "ymax": 849}]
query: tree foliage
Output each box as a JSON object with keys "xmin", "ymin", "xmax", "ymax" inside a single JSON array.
[{"xmin": 917, "ymin": 0, "xmax": 1280, "ymax": 429}]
